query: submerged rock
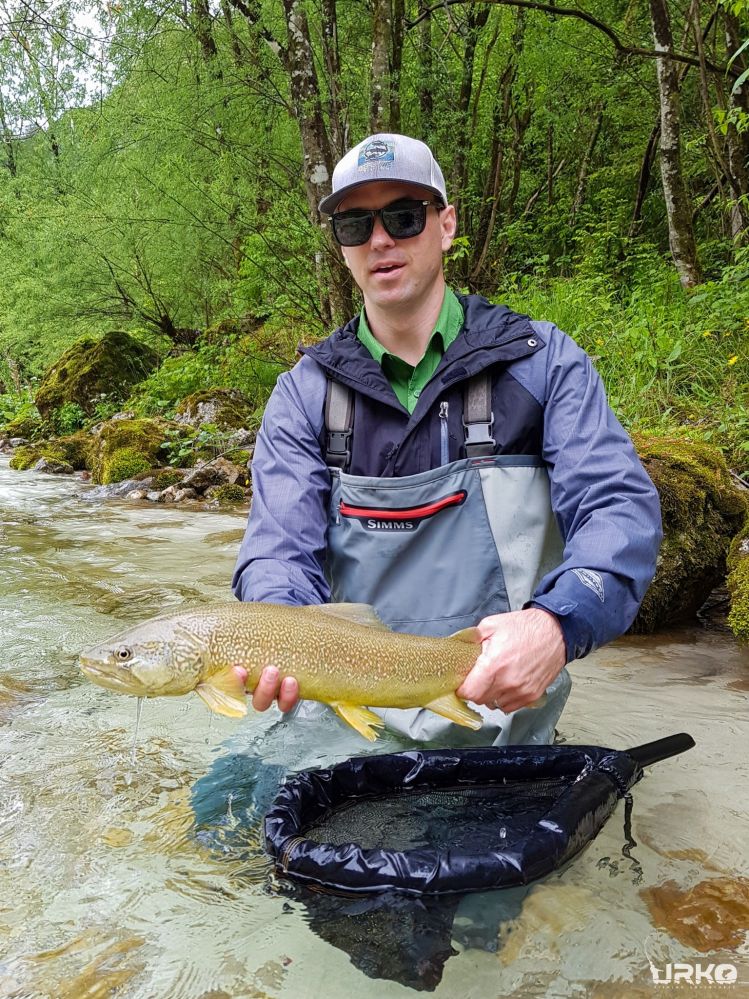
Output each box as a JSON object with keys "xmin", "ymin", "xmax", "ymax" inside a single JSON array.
[
  {"xmin": 632, "ymin": 435, "xmax": 748, "ymax": 633},
  {"xmin": 641, "ymin": 876, "xmax": 749, "ymax": 952},
  {"xmin": 33, "ymin": 457, "xmax": 74, "ymax": 475},
  {"xmin": 34, "ymin": 331, "xmax": 159, "ymax": 419}
]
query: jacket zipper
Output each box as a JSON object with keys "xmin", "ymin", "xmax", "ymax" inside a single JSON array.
[{"xmin": 439, "ymin": 400, "xmax": 449, "ymax": 464}]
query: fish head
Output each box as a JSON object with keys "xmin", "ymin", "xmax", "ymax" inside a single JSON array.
[{"xmin": 80, "ymin": 614, "xmax": 207, "ymax": 698}]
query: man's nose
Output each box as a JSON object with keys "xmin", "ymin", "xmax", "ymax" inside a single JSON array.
[{"xmin": 370, "ymin": 213, "xmax": 395, "ymax": 249}]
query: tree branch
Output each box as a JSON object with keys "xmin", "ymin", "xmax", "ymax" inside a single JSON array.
[{"xmin": 406, "ymin": 0, "xmax": 741, "ymax": 78}]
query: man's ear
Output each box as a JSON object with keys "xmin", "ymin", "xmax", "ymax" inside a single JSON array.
[
  {"xmin": 341, "ymin": 248, "xmax": 351, "ymax": 270},
  {"xmin": 440, "ymin": 204, "xmax": 457, "ymax": 253}
]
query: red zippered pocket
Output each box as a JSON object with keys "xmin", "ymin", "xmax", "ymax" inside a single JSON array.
[{"xmin": 340, "ymin": 490, "xmax": 467, "ymax": 522}]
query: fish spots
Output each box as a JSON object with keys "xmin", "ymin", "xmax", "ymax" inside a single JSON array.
[{"xmin": 641, "ymin": 877, "xmax": 749, "ymax": 952}]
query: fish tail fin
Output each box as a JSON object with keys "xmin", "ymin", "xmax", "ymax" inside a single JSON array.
[
  {"xmin": 425, "ymin": 693, "xmax": 483, "ymax": 730},
  {"xmin": 329, "ymin": 702, "xmax": 385, "ymax": 742}
]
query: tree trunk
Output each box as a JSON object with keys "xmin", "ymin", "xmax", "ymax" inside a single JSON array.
[
  {"xmin": 649, "ymin": 0, "xmax": 702, "ymax": 288},
  {"xmin": 282, "ymin": 0, "xmax": 352, "ymax": 323},
  {"xmin": 322, "ymin": 0, "xmax": 347, "ymax": 156},
  {"xmin": 0, "ymin": 91, "xmax": 17, "ymax": 178},
  {"xmin": 469, "ymin": 11, "xmax": 525, "ymax": 286},
  {"xmin": 570, "ymin": 107, "xmax": 603, "ymax": 223},
  {"xmin": 417, "ymin": 3, "xmax": 433, "ymax": 134},
  {"xmin": 723, "ymin": 10, "xmax": 749, "ymax": 241},
  {"xmin": 452, "ymin": 7, "xmax": 490, "ymax": 230},
  {"xmin": 370, "ymin": 0, "xmax": 392, "ymax": 131},
  {"xmin": 390, "ymin": 0, "xmax": 405, "ymax": 132}
]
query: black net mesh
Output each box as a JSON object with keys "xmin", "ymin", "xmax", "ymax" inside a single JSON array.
[{"xmin": 303, "ymin": 778, "xmax": 570, "ymax": 853}]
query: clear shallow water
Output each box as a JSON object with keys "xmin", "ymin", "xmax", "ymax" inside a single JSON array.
[{"xmin": 1, "ymin": 455, "xmax": 749, "ymax": 997}]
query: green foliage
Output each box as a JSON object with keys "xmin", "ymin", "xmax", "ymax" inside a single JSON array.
[
  {"xmin": 53, "ymin": 402, "xmax": 86, "ymax": 435},
  {"xmin": 498, "ymin": 254, "xmax": 749, "ymax": 472}
]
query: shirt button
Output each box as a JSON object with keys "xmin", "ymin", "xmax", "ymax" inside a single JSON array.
[{"xmin": 527, "ymin": 338, "xmax": 538, "ymax": 347}]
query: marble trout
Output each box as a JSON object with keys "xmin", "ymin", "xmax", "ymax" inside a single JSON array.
[{"xmin": 79, "ymin": 601, "xmax": 485, "ymax": 740}]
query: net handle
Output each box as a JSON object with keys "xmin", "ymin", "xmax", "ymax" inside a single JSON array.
[{"xmin": 625, "ymin": 732, "xmax": 695, "ymax": 767}]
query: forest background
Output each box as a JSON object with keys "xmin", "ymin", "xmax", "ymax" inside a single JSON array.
[{"xmin": 0, "ymin": 0, "xmax": 748, "ymax": 473}]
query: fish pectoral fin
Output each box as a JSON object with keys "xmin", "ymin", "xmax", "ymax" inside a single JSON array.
[
  {"xmin": 448, "ymin": 626, "xmax": 482, "ymax": 644},
  {"xmin": 195, "ymin": 669, "xmax": 247, "ymax": 718},
  {"xmin": 426, "ymin": 693, "xmax": 483, "ymax": 730},
  {"xmin": 329, "ymin": 702, "xmax": 385, "ymax": 742},
  {"xmin": 307, "ymin": 603, "xmax": 390, "ymax": 631}
]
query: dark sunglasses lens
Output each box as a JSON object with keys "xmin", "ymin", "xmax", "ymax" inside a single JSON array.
[
  {"xmin": 332, "ymin": 212, "xmax": 373, "ymax": 246},
  {"xmin": 383, "ymin": 203, "xmax": 427, "ymax": 239}
]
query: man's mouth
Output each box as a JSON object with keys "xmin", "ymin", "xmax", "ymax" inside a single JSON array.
[{"xmin": 371, "ymin": 262, "xmax": 404, "ymax": 275}]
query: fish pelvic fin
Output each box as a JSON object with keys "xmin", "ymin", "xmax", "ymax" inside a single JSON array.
[
  {"xmin": 305, "ymin": 603, "xmax": 390, "ymax": 630},
  {"xmin": 426, "ymin": 693, "xmax": 483, "ymax": 730},
  {"xmin": 329, "ymin": 702, "xmax": 385, "ymax": 742},
  {"xmin": 448, "ymin": 626, "xmax": 482, "ymax": 644},
  {"xmin": 196, "ymin": 668, "xmax": 247, "ymax": 718}
]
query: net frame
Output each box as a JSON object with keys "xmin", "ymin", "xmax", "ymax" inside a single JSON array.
[{"xmin": 264, "ymin": 736, "xmax": 694, "ymax": 897}]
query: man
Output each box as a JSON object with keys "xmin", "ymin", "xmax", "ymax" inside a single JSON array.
[{"xmin": 232, "ymin": 133, "xmax": 662, "ymax": 745}]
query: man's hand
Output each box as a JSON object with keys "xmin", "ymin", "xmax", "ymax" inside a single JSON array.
[
  {"xmin": 248, "ymin": 665, "xmax": 300, "ymax": 713},
  {"xmin": 456, "ymin": 608, "xmax": 567, "ymax": 714}
]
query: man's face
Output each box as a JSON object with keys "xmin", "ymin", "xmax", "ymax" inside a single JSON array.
[{"xmin": 336, "ymin": 181, "xmax": 456, "ymax": 312}]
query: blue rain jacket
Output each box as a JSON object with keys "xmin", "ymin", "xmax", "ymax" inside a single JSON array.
[{"xmin": 232, "ymin": 295, "xmax": 662, "ymax": 662}]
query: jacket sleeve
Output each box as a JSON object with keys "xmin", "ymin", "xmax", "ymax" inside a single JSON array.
[
  {"xmin": 525, "ymin": 323, "xmax": 663, "ymax": 661},
  {"xmin": 231, "ymin": 357, "xmax": 331, "ymax": 605}
]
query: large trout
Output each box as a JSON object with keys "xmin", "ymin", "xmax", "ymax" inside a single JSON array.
[{"xmin": 79, "ymin": 601, "xmax": 485, "ymax": 740}]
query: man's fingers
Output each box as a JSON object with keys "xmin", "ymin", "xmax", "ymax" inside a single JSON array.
[
  {"xmin": 277, "ymin": 675, "xmax": 300, "ymax": 713},
  {"xmin": 251, "ymin": 665, "xmax": 280, "ymax": 712}
]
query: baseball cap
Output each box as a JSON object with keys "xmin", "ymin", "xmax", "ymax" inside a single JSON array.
[{"xmin": 318, "ymin": 134, "xmax": 448, "ymax": 215}]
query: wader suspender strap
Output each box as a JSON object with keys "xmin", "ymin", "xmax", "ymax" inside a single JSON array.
[
  {"xmin": 324, "ymin": 371, "xmax": 496, "ymax": 470},
  {"xmin": 324, "ymin": 378, "xmax": 354, "ymax": 469},
  {"xmin": 463, "ymin": 371, "xmax": 496, "ymax": 457}
]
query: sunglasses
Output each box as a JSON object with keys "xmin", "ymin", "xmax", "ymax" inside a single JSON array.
[{"xmin": 331, "ymin": 198, "xmax": 443, "ymax": 247}]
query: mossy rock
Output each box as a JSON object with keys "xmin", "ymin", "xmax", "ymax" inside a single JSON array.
[
  {"xmin": 34, "ymin": 331, "xmax": 160, "ymax": 419},
  {"xmin": 727, "ymin": 513, "xmax": 749, "ymax": 642},
  {"xmin": 208, "ymin": 483, "xmax": 247, "ymax": 505},
  {"xmin": 90, "ymin": 417, "xmax": 187, "ymax": 485},
  {"xmin": 174, "ymin": 388, "xmax": 254, "ymax": 431},
  {"xmin": 102, "ymin": 448, "xmax": 154, "ymax": 485},
  {"xmin": 150, "ymin": 468, "xmax": 185, "ymax": 491},
  {"xmin": 1, "ymin": 407, "xmax": 46, "ymax": 440},
  {"xmin": 631, "ymin": 434, "xmax": 749, "ymax": 632},
  {"xmin": 8, "ymin": 430, "xmax": 92, "ymax": 472}
]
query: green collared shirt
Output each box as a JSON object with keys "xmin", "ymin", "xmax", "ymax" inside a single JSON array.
[{"xmin": 357, "ymin": 288, "xmax": 465, "ymax": 414}]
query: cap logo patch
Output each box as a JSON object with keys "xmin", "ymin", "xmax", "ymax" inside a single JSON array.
[{"xmin": 358, "ymin": 139, "xmax": 394, "ymax": 168}]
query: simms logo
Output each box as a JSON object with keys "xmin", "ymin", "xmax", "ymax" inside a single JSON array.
[
  {"xmin": 649, "ymin": 962, "xmax": 738, "ymax": 986},
  {"xmin": 365, "ymin": 519, "xmax": 414, "ymax": 531}
]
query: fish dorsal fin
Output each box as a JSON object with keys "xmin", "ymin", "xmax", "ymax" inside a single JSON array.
[
  {"xmin": 448, "ymin": 626, "xmax": 482, "ymax": 644},
  {"xmin": 305, "ymin": 603, "xmax": 390, "ymax": 630},
  {"xmin": 196, "ymin": 668, "xmax": 247, "ymax": 718}
]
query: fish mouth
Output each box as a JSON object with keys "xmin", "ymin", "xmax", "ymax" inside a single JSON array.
[{"xmin": 80, "ymin": 659, "xmax": 145, "ymax": 695}]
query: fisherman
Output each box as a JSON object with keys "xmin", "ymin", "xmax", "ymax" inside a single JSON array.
[{"xmin": 231, "ymin": 133, "xmax": 662, "ymax": 746}]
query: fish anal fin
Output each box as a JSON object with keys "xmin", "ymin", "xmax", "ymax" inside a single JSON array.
[
  {"xmin": 426, "ymin": 693, "xmax": 483, "ymax": 730},
  {"xmin": 329, "ymin": 702, "xmax": 385, "ymax": 742},
  {"xmin": 307, "ymin": 603, "xmax": 390, "ymax": 631},
  {"xmin": 448, "ymin": 626, "xmax": 482, "ymax": 644},
  {"xmin": 196, "ymin": 668, "xmax": 247, "ymax": 718}
]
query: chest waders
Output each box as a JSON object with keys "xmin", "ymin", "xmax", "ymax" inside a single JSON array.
[{"xmin": 294, "ymin": 373, "xmax": 571, "ymax": 746}]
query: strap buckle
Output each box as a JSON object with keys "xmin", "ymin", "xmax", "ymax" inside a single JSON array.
[{"xmin": 326, "ymin": 429, "xmax": 352, "ymax": 468}]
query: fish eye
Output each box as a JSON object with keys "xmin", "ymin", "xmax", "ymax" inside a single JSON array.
[{"xmin": 115, "ymin": 646, "xmax": 133, "ymax": 663}]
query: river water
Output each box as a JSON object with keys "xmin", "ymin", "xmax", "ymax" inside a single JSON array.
[{"xmin": 1, "ymin": 455, "xmax": 748, "ymax": 997}]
